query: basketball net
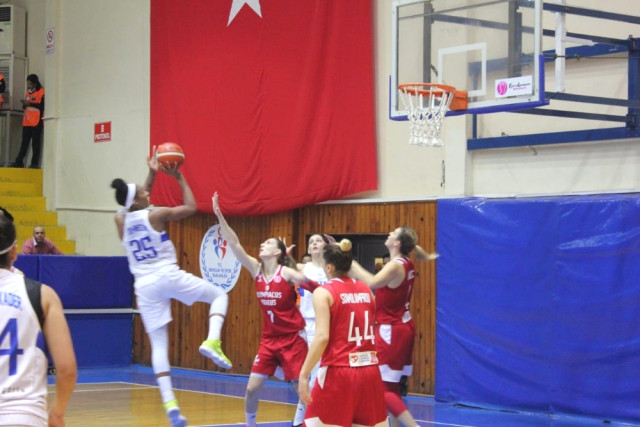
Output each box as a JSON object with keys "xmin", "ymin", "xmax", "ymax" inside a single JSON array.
[{"xmin": 398, "ymin": 83, "xmax": 456, "ymax": 147}]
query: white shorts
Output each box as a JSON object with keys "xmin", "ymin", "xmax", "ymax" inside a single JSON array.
[
  {"xmin": 135, "ymin": 263, "xmax": 226, "ymax": 332},
  {"xmin": 0, "ymin": 412, "xmax": 47, "ymax": 426}
]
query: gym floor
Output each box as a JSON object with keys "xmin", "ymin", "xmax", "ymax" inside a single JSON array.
[{"xmin": 51, "ymin": 365, "xmax": 639, "ymax": 426}]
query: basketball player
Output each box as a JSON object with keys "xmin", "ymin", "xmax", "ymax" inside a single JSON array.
[
  {"xmin": 292, "ymin": 234, "xmax": 329, "ymax": 426},
  {"xmin": 298, "ymin": 239, "xmax": 387, "ymax": 426},
  {"xmin": 111, "ymin": 150, "xmax": 231, "ymax": 427},
  {"xmin": 0, "ymin": 215, "xmax": 77, "ymax": 426},
  {"xmin": 212, "ymin": 192, "xmax": 315, "ymax": 427},
  {"xmin": 349, "ymin": 226, "xmax": 430, "ymax": 427}
]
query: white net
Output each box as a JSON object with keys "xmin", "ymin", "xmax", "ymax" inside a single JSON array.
[{"xmin": 398, "ymin": 83, "xmax": 456, "ymax": 147}]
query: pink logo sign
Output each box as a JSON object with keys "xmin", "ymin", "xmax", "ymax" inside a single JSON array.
[{"xmin": 497, "ymin": 81, "xmax": 508, "ymax": 95}]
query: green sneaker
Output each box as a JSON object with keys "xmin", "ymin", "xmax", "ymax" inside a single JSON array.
[{"xmin": 199, "ymin": 339, "xmax": 232, "ymax": 369}]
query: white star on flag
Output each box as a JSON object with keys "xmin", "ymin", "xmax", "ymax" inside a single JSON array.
[{"xmin": 228, "ymin": 0, "xmax": 262, "ymax": 26}]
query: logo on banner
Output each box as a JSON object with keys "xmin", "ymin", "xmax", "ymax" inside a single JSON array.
[
  {"xmin": 200, "ymin": 224, "xmax": 241, "ymax": 293},
  {"xmin": 495, "ymin": 75, "xmax": 533, "ymax": 98}
]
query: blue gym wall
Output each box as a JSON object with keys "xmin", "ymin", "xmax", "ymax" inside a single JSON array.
[
  {"xmin": 14, "ymin": 255, "xmax": 133, "ymax": 368},
  {"xmin": 435, "ymin": 194, "xmax": 640, "ymax": 422}
]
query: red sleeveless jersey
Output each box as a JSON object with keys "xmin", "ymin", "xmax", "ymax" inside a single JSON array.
[
  {"xmin": 255, "ymin": 265, "xmax": 305, "ymax": 337},
  {"xmin": 374, "ymin": 257, "xmax": 415, "ymax": 325},
  {"xmin": 321, "ymin": 277, "xmax": 378, "ymax": 368}
]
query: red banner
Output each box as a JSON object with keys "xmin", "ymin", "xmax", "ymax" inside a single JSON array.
[{"xmin": 150, "ymin": 0, "xmax": 377, "ymax": 216}]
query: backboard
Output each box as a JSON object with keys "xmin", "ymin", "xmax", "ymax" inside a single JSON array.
[{"xmin": 391, "ymin": 0, "xmax": 544, "ymax": 119}]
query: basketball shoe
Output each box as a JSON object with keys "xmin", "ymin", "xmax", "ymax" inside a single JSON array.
[
  {"xmin": 199, "ymin": 339, "xmax": 232, "ymax": 369},
  {"xmin": 164, "ymin": 400, "xmax": 187, "ymax": 427}
]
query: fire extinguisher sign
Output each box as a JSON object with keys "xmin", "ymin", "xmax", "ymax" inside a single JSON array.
[{"xmin": 94, "ymin": 121, "xmax": 112, "ymax": 143}]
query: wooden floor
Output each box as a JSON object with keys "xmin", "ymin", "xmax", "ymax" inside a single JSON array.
[
  {"xmin": 49, "ymin": 365, "xmax": 639, "ymax": 427},
  {"xmin": 59, "ymin": 382, "xmax": 294, "ymax": 426}
]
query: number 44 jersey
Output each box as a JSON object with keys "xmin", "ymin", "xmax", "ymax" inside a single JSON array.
[
  {"xmin": 320, "ymin": 277, "xmax": 378, "ymax": 368},
  {"xmin": 123, "ymin": 209, "xmax": 177, "ymax": 277}
]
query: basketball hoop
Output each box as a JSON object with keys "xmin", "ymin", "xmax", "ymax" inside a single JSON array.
[{"xmin": 398, "ymin": 83, "xmax": 457, "ymax": 147}]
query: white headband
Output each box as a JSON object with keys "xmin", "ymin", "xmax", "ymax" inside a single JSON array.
[
  {"xmin": 0, "ymin": 240, "xmax": 16, "ymax": 255},
  {"xmin": 124, "ymin": 183, "xmax": 137, "ymax": 209}
]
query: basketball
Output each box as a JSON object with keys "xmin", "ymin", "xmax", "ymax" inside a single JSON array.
[{"xmin": 156, "ymin": 142, "xmax": 185, "ymax": 170}]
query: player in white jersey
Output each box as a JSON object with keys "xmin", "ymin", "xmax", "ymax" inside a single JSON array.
[
  {"xmin": 291, "ymin": 233, "xmax": 329, "ymax": 426},
  {"xmin": 0, "ymin": 214, "xmax": 76, "ymax": 426},
  {"xmin": 111, "ymin": 148, "xmax": 231, "ymax": 427}
]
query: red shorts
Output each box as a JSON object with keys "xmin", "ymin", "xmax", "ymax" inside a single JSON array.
[
  {"xmin": 375, "ymin": 321, "xmax": 415, "ymax": 382},
  {"xmin": 251, "ymin": 331, "xmax": 308, "ymax": 381},
  {"xmin": 304, "ymin": 365, "xmax": 387, "ymax": 426}
]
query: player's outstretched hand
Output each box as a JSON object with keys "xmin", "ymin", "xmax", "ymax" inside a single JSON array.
[
  {"xmin": 279, "ymin": 236, "xmax": 295, "ymax": 256},
  {"xmin": 147, "ymin": 146, "xmax": 159, "ymax": 173},
  {"xmin": 212, "ymin": 192, "xmax": 222, "ymax": 216}
]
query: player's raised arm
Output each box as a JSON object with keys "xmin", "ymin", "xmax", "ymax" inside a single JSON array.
[{"xmin": 212, "ymin": 192, "xmax": 260, "ymax": 277}]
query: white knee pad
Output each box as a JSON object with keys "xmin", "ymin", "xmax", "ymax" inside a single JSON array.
[{"xmin": 148, "ymin": 325, "xmax": 170, "ymax": 374}]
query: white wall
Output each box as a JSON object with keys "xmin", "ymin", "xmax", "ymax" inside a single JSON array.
[
  {"xmin": 20, "ymin": 0, "xmax": 639, "ymax": 255},
  {"xmin": 32, "ymin": 0, "xmax": 150, "ymax": 255}
]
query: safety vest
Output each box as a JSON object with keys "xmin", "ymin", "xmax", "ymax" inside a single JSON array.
[{"xmin": 22, "ymin": 87, "xmax": 45, "ymax": 127}]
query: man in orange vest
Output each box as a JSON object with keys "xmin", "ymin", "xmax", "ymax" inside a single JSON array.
[
  {"xmin": 0, "ymin": 74, "xmax": 5, "ymax": 110},
  {"xmin": 11, "ymin": 74, "xmax": 45, "ymax": 168}
]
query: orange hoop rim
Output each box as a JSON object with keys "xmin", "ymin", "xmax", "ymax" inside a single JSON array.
[{"xmin": 398, "ymin": 82, "xmax": 457, "ymax": 97}]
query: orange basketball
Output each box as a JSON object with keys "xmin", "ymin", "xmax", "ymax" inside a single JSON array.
[{"xmin": 156, "ymin": 142, "xmax": 185, "ymax": 170}]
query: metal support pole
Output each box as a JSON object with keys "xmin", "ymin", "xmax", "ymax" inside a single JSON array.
[
  {"xmin": 508, "ymin": 1, "xmax": 522, "ymax": 77},
  {"xmin": 422, "ymin": 2, "xmax": 434, "ymax": 83},
  {"xmin": 554, "ymin": 0, "xmax": 566, "ymax": 92},
  {"xmin": 627, "ymin": 37, "xmax": 640, "ymax": 128}
]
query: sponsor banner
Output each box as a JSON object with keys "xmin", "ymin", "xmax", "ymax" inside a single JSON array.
[{"xmin": 495, "ymin": 75, "xmax": 533, "ymax": 98}]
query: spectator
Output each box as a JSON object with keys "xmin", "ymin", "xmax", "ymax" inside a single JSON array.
[
  {"xmin": 0, "ymin": 73, "xmax": 5, "ymax": 110},
  {"xmin": 21, "ymin": 225, "xmax": 63, "ymax": 255},
  {"xmin": 12, "ymin": 74, "xmax": 45, "ymax": 169}
]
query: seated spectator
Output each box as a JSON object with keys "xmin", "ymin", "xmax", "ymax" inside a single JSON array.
[{"xmin": 21, "ymin": 225, "xmax": 63, "ymax": 255}]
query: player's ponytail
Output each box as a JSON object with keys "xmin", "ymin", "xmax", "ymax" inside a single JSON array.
[
  {"xmin": 111, "ymin": 178, "xmax": 128, "ymax": 206},
  {"xmin": 323, "ymin": 239, "xmax": 353, "ymax": 275}
]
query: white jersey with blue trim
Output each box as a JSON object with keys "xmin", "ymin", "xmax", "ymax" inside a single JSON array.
[
  {"xmin": 0, "ymin": 269, "xmax": 47, "ymax": 421},
  {"xmin": 123, "ymin": 208, "xmax": 177, "ymax": 277}
]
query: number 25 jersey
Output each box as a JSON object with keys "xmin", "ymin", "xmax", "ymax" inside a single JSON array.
[{"xmin": 122, "ymin": 209, "xmax": 177, "ymax": 277}]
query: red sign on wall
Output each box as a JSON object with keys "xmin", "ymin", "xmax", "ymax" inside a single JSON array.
[{"xmin": 94, "ymin": 122, "xmax": 111, "ymax": 143}]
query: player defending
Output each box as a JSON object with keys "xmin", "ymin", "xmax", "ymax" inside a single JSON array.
[
  {"xmin": 111, "ymin": 148, "xmax": 231, "ymax": 427},
  {"xmin": 298, "ymin": 239, "xmax": 387, "ymax": 426},
  {"xmin": 350, "ymin": 226, "xmax": 432, "ymax": 427},
  {"xmin": 212, "ymin": 192, "xmax": 314, "ymax": 426}
]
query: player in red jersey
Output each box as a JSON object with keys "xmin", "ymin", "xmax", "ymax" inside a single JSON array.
[
  {"xmin": 350, "ymin": 226, "xmax": 433, "ymax": 427},
  {"xmin": 299, "ymin": 239, "xmax": 387, "ymax": 427},
  {"xmin": 212, "ymin": 192, "xmax": 314, "ymax": 427}
]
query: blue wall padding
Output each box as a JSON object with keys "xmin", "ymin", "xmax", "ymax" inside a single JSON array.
[
  {"xmin": 38, "ymin": 256, "xmax": 133, "ymax": 309},
  {"xmin": 12, "ymin": 256, "xmax": 133, "ymax": 367},
  {"xmin": 14, "ymin": 254, "xmax": 39, "ymax": 279},
  {"xmin": 436, "ymin": 195, "xmax": 640, "ymax": 422},
  {"xmin": 67, "ymin": 313, "xmax": 132, "ymax": 367}
]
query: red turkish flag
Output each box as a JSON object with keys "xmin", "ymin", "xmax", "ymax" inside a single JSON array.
[{"xmin": 150, "ymin": 0, "xmax": 377, "ymax": 215}]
